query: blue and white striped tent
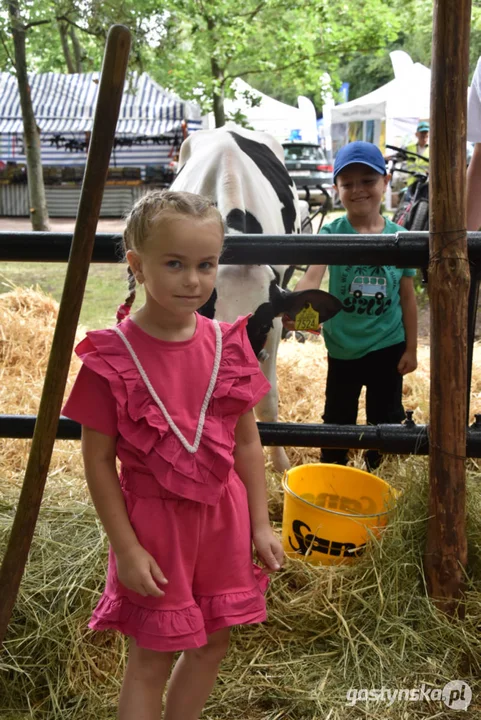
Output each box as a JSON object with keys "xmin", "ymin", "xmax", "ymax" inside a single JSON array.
[{"xmin": 0, "ymin": 71, "xmax": 202, "ymax": 168}]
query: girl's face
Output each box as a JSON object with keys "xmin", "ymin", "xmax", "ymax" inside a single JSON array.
[{"xmin": 127, "ymin": 213, "xmax": 223, "ymax": 320}]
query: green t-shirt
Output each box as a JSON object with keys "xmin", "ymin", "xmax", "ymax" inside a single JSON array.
[{"xmin": 320, "ymin": 215, "xmax": 416, "ymax": 360}]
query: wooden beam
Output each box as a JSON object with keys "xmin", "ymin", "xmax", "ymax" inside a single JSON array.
[{"xmin": 425, "ymin": 0, "xmax": 471, "ymax": 614}]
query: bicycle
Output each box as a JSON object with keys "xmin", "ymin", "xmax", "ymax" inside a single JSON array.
[
  {"xmin": 386, "ymin": 144, "xmax": 430, "ymax": 284},
  {"xmin": 386, "ymin": 144, "xmax": 429, "ymax": 232}
]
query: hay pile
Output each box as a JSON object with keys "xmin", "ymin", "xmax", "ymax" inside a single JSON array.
[
  {"xmin": 0, "ymin": 287, "xmax": 86, "ymax": 506},
  {"xmin": 1, "ymin": 287, "xmax": 481, "ymax": 719}
]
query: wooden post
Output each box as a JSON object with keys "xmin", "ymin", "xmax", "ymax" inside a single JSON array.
[
  {"xmin": 0, "ymin": 25, "xmax": 131, "ymax": 647},
  {"xmin": 425, "ymin": 0, "xmax": 471, "ymax": 613}
]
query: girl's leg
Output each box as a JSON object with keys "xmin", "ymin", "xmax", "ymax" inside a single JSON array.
[
  {"xmin": 118, "ymin": 639, "xmax": 175, "ymax": 720},
  {"xmin": 163, "ymin": 627, "xmax": 231, "ymax": 720}
]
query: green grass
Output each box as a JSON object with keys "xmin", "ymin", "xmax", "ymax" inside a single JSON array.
[
  {"xmin": 1, "ymin": 261, "xmax": 325, "ymax": 332},
  {"xmin": 0, "ymin": 262, "xmax": 145, "ymax": 331}
]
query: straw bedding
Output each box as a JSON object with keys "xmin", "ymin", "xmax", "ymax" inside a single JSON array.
[{"xmin": 1, "ymin": 287, "xmax": 481, "ymax": 719}]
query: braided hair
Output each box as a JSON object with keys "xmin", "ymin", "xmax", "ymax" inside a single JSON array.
[
  {"xmin": 116, "ymin": 190, "xmax": 224, "ymax": 324},
  {"xmin": 116, "ymin": 266, "xmax": 137, "ymax": 323}
]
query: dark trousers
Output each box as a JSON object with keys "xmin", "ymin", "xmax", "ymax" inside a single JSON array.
[{"xmin": 321, "ymin": 342, "xmax": 406, "ymax": 469}]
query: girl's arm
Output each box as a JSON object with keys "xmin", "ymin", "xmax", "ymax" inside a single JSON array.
[
  {"xmin": 82, "ymin": 427, "xmax": 167, "ymax": 597},
  {"xmin": 398, "ymin": 275, "xmax": 418, "ymax": 375},
  {"xmin": 234, "ymin": 411, "xmax": 284, "ymax": 571}
]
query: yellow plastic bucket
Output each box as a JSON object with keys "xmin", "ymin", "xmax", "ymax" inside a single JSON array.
[{"xmin": 282, "ymin": 464, "xmax": 399, "ymax": 566}]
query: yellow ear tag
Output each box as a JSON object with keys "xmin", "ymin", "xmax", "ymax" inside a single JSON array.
[{"xmin": 295, "ymin": 303, "xmax": 320, "ymax": 332}]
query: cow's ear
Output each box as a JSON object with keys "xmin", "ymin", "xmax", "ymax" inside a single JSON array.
[{"xmin": 280, "ymin": 289, "xmax": 342, "ymax": 323}]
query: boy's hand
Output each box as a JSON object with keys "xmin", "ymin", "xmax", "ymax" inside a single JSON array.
[
  {"xmin": 282, "ymin": 314, "xmax": 296, "ymax": 332},
  {"xmin": 116, "ymin": 544, "xmax": 168, "ymax": 597},
  {"xmin": 397, "ymin": 349, "xmax": 417, "ymax": 375},
  {"xmin": 253, "ymin": 526, "xmax": 284, "ymax": 572}
]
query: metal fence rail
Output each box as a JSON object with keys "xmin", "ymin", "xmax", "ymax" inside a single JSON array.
[
  {"xmin": 1, "ymin": 230, "xmax": 481, "ymax": 265},
  {"xmin": 3, "ymin": 414, "xmax": 481, "ymax": 457}
]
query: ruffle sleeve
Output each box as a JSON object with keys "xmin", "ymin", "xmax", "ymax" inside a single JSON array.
[
  {"xmin": 62, "ymin": 363, "xmax": 118, "ymax": 436},
  {"xmin": 212, "ymin": 315, "xmax": 271, "ymax": 416}
]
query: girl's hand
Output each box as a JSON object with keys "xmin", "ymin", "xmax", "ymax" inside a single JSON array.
[
  {"xmin": 115, "ymin": 544, "xmax": 168, "ymax": 597},
  {"xmin": 397, "ymin": 349, "xmax": 418, "ymax": 376},
  {"xmin": 253, "ymin": 526, "xmax": 284, "ymax": 572}
]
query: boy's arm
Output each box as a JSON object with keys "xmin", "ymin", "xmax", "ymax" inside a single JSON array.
[
  {"xmin": 82, "ymin": 427, "xmax": 167, "ymax": 596},
  {"xmin": 398, "ymin": 275, "xmax": 418, "ymax": 375},
  {"xmin": 467, "ymin": 143, "xmax": 481, "ymax": 230},
  {"xmin": 234, "ymin": 411, "xmax": 283, "ymax": 571},
  {"xmin": 294, "ymin": 263, "xmax": 327, "ymax": 292}
]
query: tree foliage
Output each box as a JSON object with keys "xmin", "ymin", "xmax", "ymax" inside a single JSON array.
[
  {"xmin": 340, "ymin": 0, "xmax": 481, "ymax": 101},
  {"xmin": 0, "ymin": 0, "xmax": 403, "ymax": 122},
  {"xmin": 151, "ymin": 0, "xmax": 401, "ymax": 122},
  {"xmin": 1, "ymin": 0, "xmax": 480, "ymax": 125}
]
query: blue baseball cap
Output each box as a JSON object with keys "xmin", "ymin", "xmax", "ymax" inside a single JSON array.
[{"xmin": 334, "ymin": 141, "xmax": 387, "ymax": 181}]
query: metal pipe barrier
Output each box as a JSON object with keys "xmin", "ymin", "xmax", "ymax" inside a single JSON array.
[
  {"xmin": 2, "ymin": 230, "xmax": 481, "ymax": 453},
  {"xmin": 2, "ymin": 414, "xmax": 481, "ymax": 457},
  {"xmin": 3, "ymin": 230, "xmax": 481, "ymax": 265}
]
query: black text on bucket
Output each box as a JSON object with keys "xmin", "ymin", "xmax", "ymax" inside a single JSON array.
[{"xmin": 289, "ymin": 520, "xmax": 366, "ymax": 558}]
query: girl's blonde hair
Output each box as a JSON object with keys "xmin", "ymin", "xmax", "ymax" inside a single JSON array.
[{"xmin": 116, "ymin": 190, "xmax": 223, "ymax": 323}]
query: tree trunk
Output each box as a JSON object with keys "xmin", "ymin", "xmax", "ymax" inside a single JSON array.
[
  {"xmin": 69, "ymin": 25, "xmax": 83, "ymax": 73},
  {"xmin": 58, "ymin": 20, "xmax": 75, "ymax": 73},
  {"xmin": 206, "ymin": 18, "xmax": 225, "ymax": 127},
  {"xmin": 8, "ymin": 0, "xmax": 49, "ymax": 231},
  {"xmin": 212, "ymin": 81, "xmax": 225, "ymax": 128},
  {"xmin": 424, "ymin": 0, "xmax": 471, "ymax": 615}
]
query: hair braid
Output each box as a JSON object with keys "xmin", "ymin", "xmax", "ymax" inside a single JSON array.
[{"xmin": 116, "ymin": 266, "xmax": 136, "ymax": 324}]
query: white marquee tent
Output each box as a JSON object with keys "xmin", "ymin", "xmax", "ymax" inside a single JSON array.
[
  {"xmin": 328, "ymin": 53, "xmax": 431, "ymax": 153},
  {"xmin": 206, "ymin": 78, "xmax": 318, "ymax": 143}
]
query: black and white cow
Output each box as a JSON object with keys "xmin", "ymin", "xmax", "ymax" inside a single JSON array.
[{"xmin": 171, "ymin": 125, "xmax": 340, "ymax": 471}]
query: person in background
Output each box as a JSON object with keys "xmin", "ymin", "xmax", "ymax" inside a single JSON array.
[
  {"xmin": 403, "ymin": 120, "xmax": 430, "ymax": 192},
  {"xmin": 467, "ymin": 57, "xmax": 481, "ymax": 231},
  {"xmin": 287, "ymin": 141, "xmax": 418, "ymax": 472}
]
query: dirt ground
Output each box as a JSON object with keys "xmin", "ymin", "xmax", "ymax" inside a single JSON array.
[
  {"xmin": 0, "ymin": 216, "xmax": 125, "ymax": 233},
  {"xmin": 1, "ymin": 216, "xmax": 479, "ymax": 343}
]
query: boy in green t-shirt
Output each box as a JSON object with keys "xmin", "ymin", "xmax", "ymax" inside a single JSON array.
[{"xmin": 292, "ymin": 141, "xmax": 418, "ymax": 470}]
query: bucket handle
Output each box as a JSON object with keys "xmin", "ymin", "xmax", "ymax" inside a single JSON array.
[{"xmin": 282, "ymin": 471, "xmax": 398, "ymax": 519}]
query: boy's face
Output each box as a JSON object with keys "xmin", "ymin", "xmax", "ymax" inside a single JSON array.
[{"xmin": 335, "ymin": 163, "xmax": 389, "ymax": 218}]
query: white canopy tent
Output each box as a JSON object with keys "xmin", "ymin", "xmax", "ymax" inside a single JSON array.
[
  {"xmin": 205, "ymin": 78, "xmax": 318, "ymax": 143},
  {"xmin": 328, "ymin": 53, "xmax": 431, "ymax": 154}
]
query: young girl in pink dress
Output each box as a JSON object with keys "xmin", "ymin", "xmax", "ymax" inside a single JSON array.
[{"xmin": 63, "ymin": 190, "xmax": 284, "ymax": 719}]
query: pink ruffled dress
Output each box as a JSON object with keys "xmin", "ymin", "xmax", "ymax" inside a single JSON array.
[{"xmin": 62, "ymin": 314, "xmax": 271, "ymax": 651}]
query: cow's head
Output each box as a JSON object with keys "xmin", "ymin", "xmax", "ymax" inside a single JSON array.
[
  {"xmin": 245, "ymin": 284, "xmax": 342, "ymax": 359},
  {"xmin": 199, "ymin": 270, "xmax": 342, "ymax": 359}
]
